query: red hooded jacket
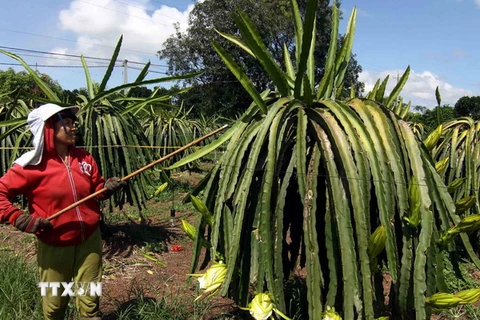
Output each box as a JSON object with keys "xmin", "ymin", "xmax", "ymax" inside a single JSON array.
[{"xmin": 0, "ymin": 118, "xmax": 107, "ymax": 246}]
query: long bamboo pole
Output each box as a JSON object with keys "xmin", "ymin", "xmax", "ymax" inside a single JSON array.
[{"xmin": 47, "ymin": 125, "xmax": 228, "ymax": 221}]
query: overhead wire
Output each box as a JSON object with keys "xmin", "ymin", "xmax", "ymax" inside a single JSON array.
[
  {"xmin": 0, "ymin": 2, "xmax": 203, "ymax": 88},
  {"xmin": 0, "ymin": 2, "xmax": 190, "ymax": 79},
  {"xmin": 2, "ymin": 53, "xmax": 95, "ymax": 64},
  {"xmin": 0, "ymin": 49, "xmax": 170, "ymax": 83},
  {"xmin": 0, "ymin": 28, "xmax": 158, "ymax": 56},
  {"xmin": 0, "ymin": 62, "xmax": 113, "ymax": 68},
  {"xmin": 127, "ymin": 66, "xmax": 168, "ymax": 75},
  {"xmin": 0, "ymin": 45, "xmax": 168, "ymax": 67}
]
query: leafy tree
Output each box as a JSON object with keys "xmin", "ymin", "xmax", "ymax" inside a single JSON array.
[
  {"xmin": 0, "ymin": 68, "xmax": 63, "ymax": 102},
  {"xmin": 128, "ymin": 86, "xmax": 153, "ymax": 98},
  {"xmin": 423, "ymin": 105, "xmax": 455, "ymax": 129},
  {"xmin": 159, "ymin": 0, "xmax": 364, "ymax": 117},
  {"xmin": 412, "ymin": 105, "xmax": 427, "ymax": 114},
  {"xmin": 407, "ymin": 105, "xmax": 455, "ymax": 133},
  {"xmin": 62, "ymin": 88, "xmax": 90, "ymax": 104},
  {"xmin": 454, "ymin": 96, "xmax": 480, "ymax": 119}
]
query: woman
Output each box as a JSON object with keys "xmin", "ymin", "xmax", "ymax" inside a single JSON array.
[{"xmin": 0, "ymin": 103, "xmax": 126, "ymax": 320}]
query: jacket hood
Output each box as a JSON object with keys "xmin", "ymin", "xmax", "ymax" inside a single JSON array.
[{"xmin": 14, "ymin": 103, "xmax": 80, "ymax": 167}]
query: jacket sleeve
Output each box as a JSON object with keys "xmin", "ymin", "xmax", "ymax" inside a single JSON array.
[
  {"xmin": 0, "ymin": 164, "xmax": 29, "ymax": 224},
  {"xmin": 88, "ymin": 155, "xmax": 109, "ymax": 201}
]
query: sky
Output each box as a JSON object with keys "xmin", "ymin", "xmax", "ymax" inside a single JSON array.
[{"xmin": 0, "ymin": 0, "xmax": 479, "ymax": 108}]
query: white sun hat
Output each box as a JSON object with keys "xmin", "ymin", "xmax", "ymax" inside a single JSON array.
[{"xmin": 14, "ymin": 103, "xmax": 80, "ymax": 167}]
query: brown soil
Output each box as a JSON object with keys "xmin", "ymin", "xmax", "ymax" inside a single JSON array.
[{"xmin": 98, "ymin": 218, "xmax": 238, "ymax": 319}]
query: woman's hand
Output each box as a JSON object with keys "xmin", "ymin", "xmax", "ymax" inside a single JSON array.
[
  {"xmin": 14, "ymin": 214, "xmax": 53, "ymax": 233},
  {"xmin": 104, "ymin": 177, "xmax": 127, "ymax": 192}
]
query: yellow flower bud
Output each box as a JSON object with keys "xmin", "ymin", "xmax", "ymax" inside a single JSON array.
[
  {"xmin": 240, "ymin": 292, "xmax": 292, "ymax": 320},
  {"xmin": 249, "ymin": 293, "xmax": 274, "ymax": 320},
  {"xmin": 368, "ymin": 225, "xmax": 386, "ymax": 259},
  {"xmin": 154, "ymin": 182, "xmax": 168, "ymax": 196},
  {"xmin": 456, "ymin": 289, "xmax": 480, "ymax": 304},
  {"xmin": 423, "ymin": 124, "xmax": 442, "ymax": 151},
  {"xmin": 447, "ymin": 177, "xmax": 467, "ymax": 194},
  {"xmin": 181, "ymin": 219, "xmax": 196, "ymax": 240},
  {"xmin": 190, "ymin": 195, "xmax": 214, "ymax": 226},
  {"xmin": 455, "ymin": 196, "xmax": 476, "ymax": 214},
  {"xmin": 435, "ymin": 157, "xmax": 449, "ymax": 174},
  {"xmin": 323, "ymin": 306, "xmax": 342, "ymax": 320},
  {"xmin": 188, "ymin": 261, "xmax": 227, "ymax": 301},
  {"xmin": 425, "ymin": 292, "xmax": 463, "ymax": 309},
  {"xmin": 452, "ymin": 214, "xmax": 480, "ymax": 233},
  {"xmin": 405, "ymin": 177, "xmax": 421, "ymax": 227}
]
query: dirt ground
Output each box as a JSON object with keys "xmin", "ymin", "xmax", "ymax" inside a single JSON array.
[{"xmin": 98, "ymin": 217, "xmax": 238, "ymax": 319}]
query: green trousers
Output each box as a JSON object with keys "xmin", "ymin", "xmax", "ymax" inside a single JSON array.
[{"xmin": 37, "ymin": 227, "xmax": 103, "ymax": 320}]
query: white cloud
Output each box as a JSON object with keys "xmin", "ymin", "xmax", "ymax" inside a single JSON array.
[
  {"xmin": 359, "ymin": 69, "xmax": 478, "ymax": 107},
  {"xmin": 53, "ymin": 0, "xmax": 194, "ymax": 62},
  {"xmin": 476, "ymin": 0, "xmax": 480, "ymax": 7}
]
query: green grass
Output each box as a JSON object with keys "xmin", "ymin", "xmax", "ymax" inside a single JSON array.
[
  {"xmin": 102, "ymin": 281, "xmax": 213, "ymax": 320},
  {"xmin": 435, "ymin": 258, "xmax": 480, "ymax": 319},
  {"xmin": 0, "ymin": 252, "xmax": 78, "ymax": 319},
  {"xmin": 0, "ymin": 252, "xmax": 43, "ymax": 319}
]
